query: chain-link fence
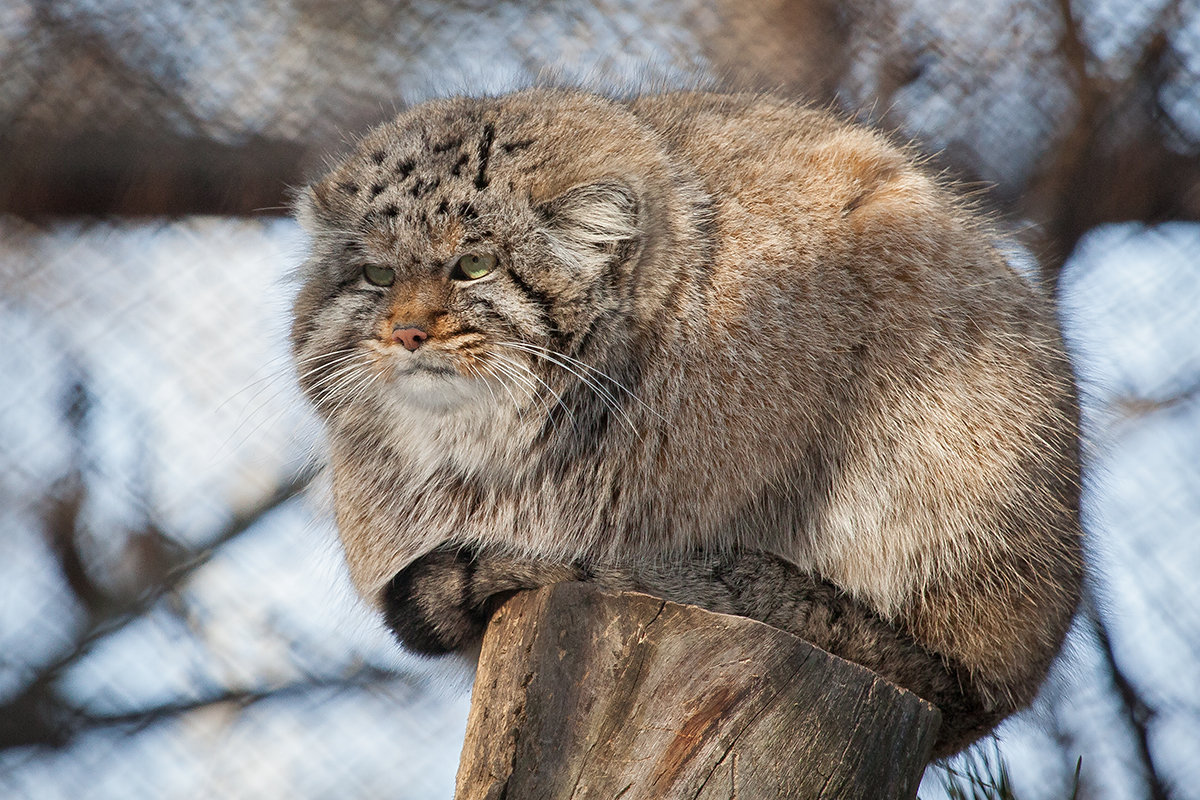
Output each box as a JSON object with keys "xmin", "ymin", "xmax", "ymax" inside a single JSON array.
[{"xmin": 1, "ymin": 1, "xmax": 1197, "ymax": 798}]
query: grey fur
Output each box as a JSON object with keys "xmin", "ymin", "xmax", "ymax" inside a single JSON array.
[{"xmin": 290, "ymin": 89, "xmax": 1083, "ymax": 758}]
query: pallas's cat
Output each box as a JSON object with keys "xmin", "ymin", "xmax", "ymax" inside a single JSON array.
[{"xmin": 290, "ymin": 89, "xmax": 1082, "ymax": 757}]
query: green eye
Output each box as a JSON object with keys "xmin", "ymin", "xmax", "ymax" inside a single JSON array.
[
  {"xmin": 363, "ymin": 264, "xmax": 395, "ymax": 287},
  {"xmin": 451, "ymin": 252, "xmax": 497, "ymax": 281}
]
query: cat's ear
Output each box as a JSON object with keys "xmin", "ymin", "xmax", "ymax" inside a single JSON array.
[
  {"xmin": 538, "ymin": 180, "xmax": 641, "ymax": 271},
  {"xmin": 292, "ymin": 182, "xmax": 340, "ymax": 233}
]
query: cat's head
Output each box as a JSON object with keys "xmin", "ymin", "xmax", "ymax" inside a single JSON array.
[{"xmin": 290, "ymin": 89, "xmax": 684, "ymax": 427}]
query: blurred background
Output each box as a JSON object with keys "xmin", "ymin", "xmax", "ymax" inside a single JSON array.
[{"xmin": 1, "ymin": 1, "xmax": 1197, "ymax": 797}]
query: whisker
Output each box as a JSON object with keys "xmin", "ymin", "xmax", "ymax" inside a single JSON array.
[
  {"xmin": 214, "ymin": 347, "xmax": 334, "ymax": 415},
  {"xmin": 311, "ymin": 361, "xmax": 375, "ymax": 411},
  {"xmin": 219, "ymin": 348, "xmax": 363, "ymax": 454},
  {"xmin": 293, "ymin": 346, "xmax": 361, "ymax": 367},
  {"xmin": 498, "ymin": 341, "xmax": 625, "ymax": 410},
  {"xmin": 218, "ymin": 402, "xmax": 298, "ymax": 458},
  {"xmin": 297, "ymin": 350, "xmax": 369, "ymax": 384},
  {"xmin": 471, "ymin": 358, "xmax": 545, "ymax": 426},
  {"xmin": 293, "ymin": 348, "xmax": 364, "ymax": 381},
  {"xmin": 216, "ymin": 353, "xmax": 294, "ymax": 408},
  {"xmin": 327, "ymin": 370, "xmax": 383, "ymax": 419},
  {"xmin": 484, "ymin": 353, "xmax": 544, "ymax": 400},
  {"xmin": 227, "ymin": 349, "xmax": 364, "ymax": 431},
  {"xmin": 481, "ymin": 355, "xmax": 549, "ymax": 419},
  {"xmin": 497, "ymin": 342, "xmax": 642, "ymax": 437},
  {"xmin": 465, "ymin": 361, "xmax": 500, "ymax": 408},
  {"xmin": 480, "ymin": 356, "xmax": 547, "ymax": 427},
  {"xmin": 476, "ymin": 360, "xmax": 525, "ymax": 417},
  {"xmin": 501, "ymin": 340, "xmax": 668, "ymax": 425},
  {"xmin": 486, "ymin": 352, "xmax": 576, "ymax": 432},
  {"xmin": 311, "ymin": 365, "xmax": 370, "ymax": 405},
  {"xmin": 304, "ymin": 355, "xmax": 372, "ymax": 397}
]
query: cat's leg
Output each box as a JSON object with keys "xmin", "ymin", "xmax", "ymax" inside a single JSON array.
[
  {"xmin": 382, "ymin": 545, "xmax": 732, "ymax": 654},
  {"xmin": 382, "ymin": 545, "xmax": 1001, "ymax": 756},
  {"xmin": 382, "ymin": 545, "xmax": 585, "ymax": 655},
  {"xmin": 676, "ymin": 551, "xmax": 1005, "ymax": 757}
]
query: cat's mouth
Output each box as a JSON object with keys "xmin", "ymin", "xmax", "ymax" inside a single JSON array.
[
  {"xmin": 374, "ymin": 349, "xmax": 492, "ymax": 412},
  {"xmin": 403, "ymin": 360, "xmax": 460, "ymax": 378},
  {"xmin": 388, "ymin": 354, "xmax": 472, "ymax": 391},
  {"xmin": 354, "ymin": 338, "xmax": 498, "ymax": 412},
  {"xmin": 365, "ymin": 339, "xmax": 465, "ymax": 377}
]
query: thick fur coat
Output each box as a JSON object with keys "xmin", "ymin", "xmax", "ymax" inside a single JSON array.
[{"xmin": 290, "ymin": 89, "xmax": 1083, "ymax": 757}]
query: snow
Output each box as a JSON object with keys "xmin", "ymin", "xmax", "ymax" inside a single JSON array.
[{"xmin": 1, "ymin": 213, "xmax": 1196, "ymax": 798}]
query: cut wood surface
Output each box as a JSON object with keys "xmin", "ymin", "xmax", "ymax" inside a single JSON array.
[{"xmin": 454, "ymin": 583, "xmax": 940, "ymax": 800}]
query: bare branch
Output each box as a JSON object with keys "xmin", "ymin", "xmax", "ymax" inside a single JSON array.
[
  {"xmin": 69, "ymin": 666, "xmax": 399, "ymax": 736},
  {"xmin": 1111, "ymin": 379, "xmax": 1200, "ymax": 421},
  {"xmin": 41, "ymin": 470, "xmax": 105, "ymax": 612},
  {"xmin": 1087, "ymin": 604, "xmax": 1174, "ymax": 800},
  {"xmin": 0, "ymin": 470, "xmax": 315, "ymax": 752},
  {"xmin": 39, "ymin": 372, "xmax": 109, "ymax": 613},
  {"xmin": 70, "ymin": 469, "xmax": 314, "ymax": 667},
  {"xmin": 2, "ymin": 665, "xmax": 400, "ymax": 751}
]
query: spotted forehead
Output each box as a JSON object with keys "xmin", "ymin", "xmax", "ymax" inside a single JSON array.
[
  {"xmin": 334, "ymin": 120, "xmax": 535, "ymax": 209},
  {"xmin": 323, "ymin": 118, "xmax": 538, "ymax": 257}
]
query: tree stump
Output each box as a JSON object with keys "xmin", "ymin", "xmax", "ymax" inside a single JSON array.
[{"xmin": 454, "ymin": 583, "xmax": 940, "ymax": 800}]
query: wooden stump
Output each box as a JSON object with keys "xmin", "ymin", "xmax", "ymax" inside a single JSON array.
[{"xmin": 454, "ymin": 583, "xmax": 940, "ymax": 800}]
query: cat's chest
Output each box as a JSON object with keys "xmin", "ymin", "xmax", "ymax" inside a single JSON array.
[{"xmin": 332, "ymin": 408, "xmax": 536, "ymax": 502}]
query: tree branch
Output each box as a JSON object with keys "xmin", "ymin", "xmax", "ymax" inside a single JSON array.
[
  {"xmin": 1087, "ymin": 605, "xmax": 1173, "ymax": 800},
  {"xmin": 68, "ymin": 665, "xmax": 398, "ymax": 737},
  {"xmin": 0, "ymin": 470, "xmax": 315, "ymax": 751},
  {"xmin": 1, "ymin": 665, "xmax": 400, "ymax": 751}
]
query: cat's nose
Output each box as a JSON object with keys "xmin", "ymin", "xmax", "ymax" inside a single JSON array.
[{"xmin": 391, "ymin": 325, "xmax": 429, "ymax": 351}]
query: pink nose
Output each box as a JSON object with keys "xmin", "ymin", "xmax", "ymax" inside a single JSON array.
[{"xmin": 392, "ymin": 326, "xmax": 429, "ymax": 351}]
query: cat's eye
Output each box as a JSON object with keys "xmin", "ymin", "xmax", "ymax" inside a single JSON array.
[
  {"xmin": 451, "ymin": 252, "xmax": 497, "ymax": 281},
  {"xmin": 363, "ymin": 264, "xmax": 396, "ymax": 287}
]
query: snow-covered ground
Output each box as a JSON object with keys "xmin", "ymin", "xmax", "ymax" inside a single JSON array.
[
  {"xmin": 0, "ymin": 217, "xmax": 474, "ymax": 798},
  {"xmin": 1, "ymin": 216, "xmax": 1196, "ymax": 798}
]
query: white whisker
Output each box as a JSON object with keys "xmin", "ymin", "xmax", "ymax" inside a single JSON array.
[
  {"xmin": 486, "ymin": 352, "xmax": 577, "ymax": 432},
  {"xmin": 229, "ymin": 348, "xmax": 364, "ymax": 429},
  {"xmin": 476, "ymin": 359, "xmax": 525, "ymax": 417},
  {"xmin": 311, "ymin": 361, "xmax": 375, "ymax": 411},
  {"xmin": 497, "ymin": 341, "xmax": 643, "ymax": 437},
  {"xmin": 305, "ymin": 355, "xmax": 372, "ymax": 398},
  {"xmin": 465, "ymin": 361, "xmax": 500, "ymax": 408},
  {"xmin": 503, "ymin": 340, "xmax": 668, "ymax": 425},
  {"xmin": 327, "ymin": 370, "xmax": 383, "ymax": 419},
  {"xmin": 294, "ymin": 348, "xmax": 364, "ymax": 382}
]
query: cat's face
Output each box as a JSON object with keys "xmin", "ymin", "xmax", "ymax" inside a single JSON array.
[{"xmin": 290, "ymin": 94, "xmax": 651, "ymax": 425}]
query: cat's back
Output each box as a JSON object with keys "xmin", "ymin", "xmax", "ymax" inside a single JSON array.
[
  {"xmin": 626, "ymin": 92, "xmax": 1021, "ymax": 330},
  {"xmin": 624, "ymin": 92, "xmax": 1080, "ymax": 625},
  {"xmin": 623, "ymin": 92, "xmax": 1053, "ymax": 413},
  {"xmin": 629, "ymin": 92, "xmax": 911, "ymax": 228}
]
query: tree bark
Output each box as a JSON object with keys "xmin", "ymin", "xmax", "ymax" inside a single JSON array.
[{"xmin": 454, "ymin": 583, "xmax": 940, "ymax": 800}]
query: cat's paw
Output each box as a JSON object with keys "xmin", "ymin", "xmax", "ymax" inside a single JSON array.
[
  {"xmin": 381, "ymin": 547, "xmax": 488, "ymax": 655},
  {"xmin": 381, "ymin": 546, "xmax": 586, "ymax": 654}
]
